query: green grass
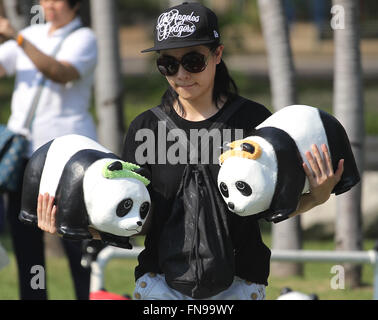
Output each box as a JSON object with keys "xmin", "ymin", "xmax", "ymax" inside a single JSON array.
[{"xmin": 0, "ymin": 229, "xmax": 376, "ymax": 300}]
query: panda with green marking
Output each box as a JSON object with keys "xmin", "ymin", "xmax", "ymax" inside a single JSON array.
[{"xmin": 19, "ymin": 134, "xmax": 151, "ymax": 249}]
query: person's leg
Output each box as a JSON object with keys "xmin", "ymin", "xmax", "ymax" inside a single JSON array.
[
  {"xmin": 7, "ymin": 190, "xmax": 47, "ymax": 300},
  {"xmin": 60, "ymin": 238, "xmax": 91, "ymax": 300}
]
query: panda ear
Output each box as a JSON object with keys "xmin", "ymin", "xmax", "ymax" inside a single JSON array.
[{"xmin": 134, "ymin": 166, "xmax": 151, "ymax": 182}]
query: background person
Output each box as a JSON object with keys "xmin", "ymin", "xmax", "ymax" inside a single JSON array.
[{"xmin": 0, "ymin": 0, "xmax": 97, "ymax": 300}]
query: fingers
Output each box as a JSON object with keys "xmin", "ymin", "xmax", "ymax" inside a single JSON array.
[
  {"xmin": 335, "ymin": 159, "xmax": 344, "ymax": 181},
  {"xmin": 37, "ymin": 193, "xmax": 57, "ymax": 234},
  {"xmin": 313, "ymin": 144, "xmax": 329, "ymax": 176},
  {"xmin": 49, "ymin": 204, "xmax": 57, "ymax": 234},
  {"xmin": 37, "ymin": 194, "xmax": 42, "ymax": 228},
  {"xmin": 321, "ymin": 144, "xmax": 334, "ymax": 175},
  {"xmin": 305, "ymin": 147, "xmax": 321, "ymax": 177},
  {"xmin": 305, "ymin": 144, "xmax": 337, "ymax": 178},
  {"xmin": 302, "ymin": 161, "xmax": 316, "ymax": 184}
]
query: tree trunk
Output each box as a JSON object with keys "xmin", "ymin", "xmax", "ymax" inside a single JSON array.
[
  {"xmin": 333, "ymin": 0, "xmax": 364, "ymax": 288},
  {"xmin": 90, "ymin": 0, "xmax": 125, "ymax": 155},
  {"xmin": 257, "ymin": 0, "xmax": 302, "ymax": 277}
]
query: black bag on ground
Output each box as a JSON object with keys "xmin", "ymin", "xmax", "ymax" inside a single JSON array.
[{"xmin": 151, "ymin": 97, "xmax": 246, "ymax": 299}]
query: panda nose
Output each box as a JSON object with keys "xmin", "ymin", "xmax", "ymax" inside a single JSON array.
[
  {"xmin": 136, "ymin": 221, "xmax": 142, "ymax": 227},
  {"xmin": 228, "ymin": 202, "xmax": 235, "ymax": 210}
]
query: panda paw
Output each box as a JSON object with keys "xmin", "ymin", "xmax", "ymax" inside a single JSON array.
[{"xmin": 98, "ymin": 231, "xmax": 133, "ymax": 249}]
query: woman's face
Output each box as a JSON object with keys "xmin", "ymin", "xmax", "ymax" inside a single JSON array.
[
  {"xmin": 40, "ymin": 0, "xmax": 78, "ymax": 27},
  {"xmin": 159, "ymin": 45, "xmax": 224, "ymax": 103}
]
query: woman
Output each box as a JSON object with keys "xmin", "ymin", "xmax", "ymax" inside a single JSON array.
[
  {"xmin": 38, "ymin": 2, "xmax": 343, "ymax": 300},
  {"xmin": 0, "ymin": 0, "xmax": 97, "ymax": 299}
]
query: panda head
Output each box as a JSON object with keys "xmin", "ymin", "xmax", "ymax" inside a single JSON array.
[
  {"xmin": 83, "ymin": 160, "xmax": 151, "ymax": 237},
  {"xmin": 217, "ymin": 136, "xmax": 278, "ymax": 217}
]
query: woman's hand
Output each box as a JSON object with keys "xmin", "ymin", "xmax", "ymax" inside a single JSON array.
[
  {"xmin": 36, "ymin": 193, "xmax": 102, "ymax": 240},
  {"xmin": 290, "ymin": 144, "xmax": 344, "ymax": 217},
  {"xmin": 303, "ymin": 144, "xmax": 344, "ymax": 206},
  {"xmin": 37, "ymin": 193, "xmax": 57, "ymax": 234},
  {"xmin": 0, "ymin": 16, "xmax": 17, "ymax": 40}
]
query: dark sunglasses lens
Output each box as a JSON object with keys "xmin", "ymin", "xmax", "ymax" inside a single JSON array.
[
  {"xmin": 182, "ymin": 52, "xmax": 206, "ymax": 73},
  {"xmin": 157, "ymin": 56, "xmax": 179, "ymax": 76}
]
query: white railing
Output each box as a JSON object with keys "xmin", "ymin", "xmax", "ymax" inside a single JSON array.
[{"xmin": 90, "ymin": 246, "xmax": 378, "ymax": 300}]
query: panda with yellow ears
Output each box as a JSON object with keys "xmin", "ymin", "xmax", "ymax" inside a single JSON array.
[{"xmin": 217, "ymin": 105, "xmax": 360, "ymax": 223}]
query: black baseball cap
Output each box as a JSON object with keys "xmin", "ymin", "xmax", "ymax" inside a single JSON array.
[{"xmin": 141, "ymin": 2, "xmax": 220, "ymax": 53}]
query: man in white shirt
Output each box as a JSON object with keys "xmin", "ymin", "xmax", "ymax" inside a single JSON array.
[{"xmin": 0, "ymin": 0, "xmax": 97, "ymax": 300}]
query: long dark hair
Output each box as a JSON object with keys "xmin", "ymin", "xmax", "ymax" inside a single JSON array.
[
  {"xmin": 67, "ymin": 0, "xmax": 82, "ymax": 9},
  {"xmin": 161, "ymin": 43, "xmax": 238, "ymax": 116}
]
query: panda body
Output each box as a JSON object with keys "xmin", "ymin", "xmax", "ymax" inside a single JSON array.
[
  {"xmin": 276, "ymin": 287, "xmax": 318, "ymax": 300},
  {"xmin": 38, "ymin": 135, "xmax": 109, "ymax": 196},
  {"xmin": 256, "ymin": 105, "xmax": 331, "ymax": 194},
  {"xmin": 20, "ymin": 134, "xmax": 151, "ymax": 244},
  {"xmin": 218, "ymin": 105, "xmax": 360, "ymax": 222}
]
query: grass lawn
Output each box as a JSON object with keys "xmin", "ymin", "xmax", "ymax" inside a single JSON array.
[{"xmin": 0, "ymin": 230, "xmax": 376, "ymax": 300}]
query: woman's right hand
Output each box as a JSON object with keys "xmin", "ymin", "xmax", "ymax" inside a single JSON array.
[{"xmin": 37, "ymin": 193, "xmax": 57, "ymax": 235}]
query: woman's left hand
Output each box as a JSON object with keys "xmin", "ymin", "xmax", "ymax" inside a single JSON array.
[{"xmin": 303, "ymin": 144, "xmax": 344, "ymax": 206}]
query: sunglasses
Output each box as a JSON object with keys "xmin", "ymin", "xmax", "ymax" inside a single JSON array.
[{"xmin": 156, "ymin": 51, "xmax": 211, "ymax": 76}]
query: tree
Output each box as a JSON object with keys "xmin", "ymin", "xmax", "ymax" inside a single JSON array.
[
  {"xmin": 257, "ymin": 0, "xmax": 302, "ymax": 276},
  {"xmin": 90, "ymin": 0, "xmax": 125, "ymax": 155},
  {"xmin": 332, "ymin": 0, "xmax": 364, "ymax": 288}
]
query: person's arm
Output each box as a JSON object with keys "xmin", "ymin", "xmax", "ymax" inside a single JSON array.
[
  {"xmin": 17, "ymin": 37, "xmax": 80, "ymax": 84},
  {"xmin": 0, "ymin": 16, "xmax": 79, "ymax": 84},
  {"xmin": 0, "ymin": 64, "xmax": 6, "ymax": 77},
  {"xmin": 289, "ymin": 144, "xmax": 344, "ymax": 218}
]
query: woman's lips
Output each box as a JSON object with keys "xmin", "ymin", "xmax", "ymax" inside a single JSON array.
[{"xmin": 177, "ymin": 84, "xmax": 195, "ymax": 88}]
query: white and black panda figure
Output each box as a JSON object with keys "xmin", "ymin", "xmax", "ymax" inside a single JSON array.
[
  {"xmin": 19, "ymin": 134, "xmax": 151, "ymax": 249},
  {"xmin": 276, "ymin": 287, "xmax": 318, "ymax": 300},
  {"xmin": 218, "ymin": 105, "xmax": 360, "ymax": 223}
]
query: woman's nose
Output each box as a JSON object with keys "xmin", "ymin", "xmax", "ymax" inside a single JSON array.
[{"xmin": 175, "ymin": 64, "xmax": 191, "ymax": 79}]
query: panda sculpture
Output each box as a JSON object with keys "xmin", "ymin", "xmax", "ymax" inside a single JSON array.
[
  {"xmin": 276, "ymin": 287, "xmax": 318, "ymax": 300},
  {"xmin": 218, "ymin": 105, "xmax": 360, "ymax": 223},
  {"xmin": 19, "ymin": 134, "xmax": 151, "ymax": 248}
]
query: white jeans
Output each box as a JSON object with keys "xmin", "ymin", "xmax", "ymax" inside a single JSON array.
[{"xmin": 133, "ymin": 273, "xmax": 266, "ymax": 300}]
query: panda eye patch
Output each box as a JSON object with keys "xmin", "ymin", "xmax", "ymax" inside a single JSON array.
[
  {"xmin": 241, "ymin": 143, "xmax": 255, "ymax": 154},
  {"xmin": 235, "ymin": 181, "xmax": 252, "ymax": 196},
  {"xmin": 108, "ymin": 161, "xmax": 123, "ymax": 171},
  {"xmin": 140, "ymin": 202, "xmax": 150, "ymax": 220},
  {"xmin": 116, "ymin": 198, "xmax": 133, "ymax": 217},
  {"xmin": 219, "ymin": 182, "xmax": 229, "ymax": 198}
]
